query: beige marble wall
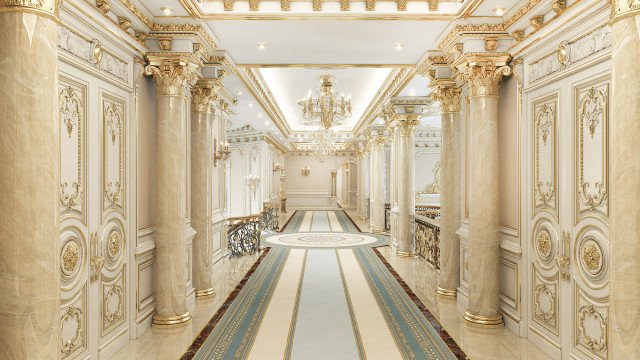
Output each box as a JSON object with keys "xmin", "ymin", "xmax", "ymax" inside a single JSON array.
[
  {"xmin": 609, "ymin": 14, "xmax": 640, "ymax": 359},
  {"xmin": 0, "ymin": 11, "xmax": 61, "ymax": 357},
  {"xmin": 137, "ymin": 77, "xmax": 158, "ymax": 230}
]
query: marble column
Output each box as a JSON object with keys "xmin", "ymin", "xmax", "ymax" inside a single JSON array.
[
  {"xmin": 608, "ymin": 6, "xmax": 640, "ymax": 359},
  {"xmin": 454, "ymin": 54, "xmax": 511, "ymax": 326},
  {"xmin": 356, "ymin": 149, "xmax": 364, "ymax": 218},
  {"xmin": 432, "ymin": 81, "xmax": 463, "ymax": 297},
  {"xmin": 392, "ymin": 114, "xmax": 420, "ymax": 257},
  {"xmin": 369, "ymin": 134, "xmax": 387, "ymax": 233},
  {"xmin": 0, "ymin": 1, "xmax": 61, "ymax": 357},
  {"xmin": 145, "ymin": 54, "xmax": 201, "ymax": 326},
  {"xmin": 191, "ymin": 79, "xmax": 220, "ymax": 299}
]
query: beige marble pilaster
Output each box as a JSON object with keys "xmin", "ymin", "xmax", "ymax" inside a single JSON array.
[
  {"xmin": 454, "ymin": 54, "xmax": 511, "ymax": 326},
  {"xmin": 356, "ymin": 149, "xmax": 365, "ymax": 218},
  {"xmin": 608, "ymin": 8, "xmax": 640, "ymax": 359},
  {"xmin": 0, "ymin": 2, "xmax": 61, "ymax": 356},
  {"xmin": 431, "ymin": 81, "xmax": 463, "ymax": 297},
  {"xmin": 145, "ymin": 53, "xmax": 201, "ymax": 326},
  {"xmin": 392, "ymin": 114, "xmax": 420, "ymax": 257},
  {"xmin": 190, "ymin": 79, "xmax": 221, "ymax": 299},
  {"xmin": 369, "ymin": 134, "xmax": 387, "ymax": 233}
]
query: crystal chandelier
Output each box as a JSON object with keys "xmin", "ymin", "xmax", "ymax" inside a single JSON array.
[
  {"xmin": 310, "ymin": 127, "xmax": 335, "ymax": 159},
  {"xmin": 297, "ymin": 74, "xmax": 352, "ymax": 129}
]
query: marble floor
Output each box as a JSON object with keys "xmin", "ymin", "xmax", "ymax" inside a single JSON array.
[{"xmin": 113, "ymin": 207, "xmax": 550, "ymax": 360}]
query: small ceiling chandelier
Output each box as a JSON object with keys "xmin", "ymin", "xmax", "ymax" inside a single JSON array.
[
  {"xmin": 310, "ymin": 127, "xmax": 335, "ymax": 159},
  {"xmin": 298, "ymin": 73, "xmax": 352, "ymax": 129}
]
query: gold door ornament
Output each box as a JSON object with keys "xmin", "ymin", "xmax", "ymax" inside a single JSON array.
[
  {"xmin": 577, "ymin": 304, "xmax": 607, "ymax": 354},
  {"xmin": 533, "ymin": 96, "xmax": 557, "ymax": 211},
  {"xmin": 60, "ymin": 306, "xmax": 84, "ymax": 355},
  {"xmin": 557, "ymin": 231, "xmax": 571, "ymax": 281}
]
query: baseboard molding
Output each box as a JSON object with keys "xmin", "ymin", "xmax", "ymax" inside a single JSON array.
[
  {"xmin": 98, "ymin": 326, "xmax": 129, "ymax": 359},
  {"xmin": 528, "ymin": 325, "xmax": 561, "ymax": 359}
]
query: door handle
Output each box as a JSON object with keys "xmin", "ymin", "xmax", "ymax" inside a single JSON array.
[
  {"xmin": 556, "ymin": 231, "xmax": 571, "ymax": 281},
  {"xmin": 89, "ymin": 231, "xmax": 104, "ymax": 282}
]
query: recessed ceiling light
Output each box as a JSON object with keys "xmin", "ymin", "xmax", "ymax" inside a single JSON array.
[
  {"xmin": 237, "ymin": 90, "xmax": 243, "ymax": 96},
  {"xmin": 493, "ymin": 7, "xmax": 506, "ymax": 15},
  {"xmin": 249, "ymin": 103, "xmax": 253, "ymax": 107},
  {"xmin": 257, "ymin": 113, "xmax": 263, "ymax": 118},
  {"xmin": 160, "ymin": 6, "xmax": 173, "ymax": 15},
  {"xmin": 265, "ymin": 121, "xmax": 269, "ymax": 125},
  {"xmin": 257, "ymin": 42, "xmax": 266, "ymax": 50},
  {"xmin": 409, "ymin": 89, "xmax": 416, "ymax": 96},
  {"xmin": 394, "ymin": 43, "xmax": 404, "ymax": 51}
]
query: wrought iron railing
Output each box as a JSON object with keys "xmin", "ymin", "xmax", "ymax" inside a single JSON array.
[
  {"xmin": 227, "ymin": 202, "xmax": 280, "ymax": 258},
  {"xmin": 415, "ymin": 215, "xmax": 440, "ymax": 269},
  {"xmin": 416, "ymin": 205, "xmax": 440, "ymax": 219},
  {"xmin": 227, "ymin": 215, "xmax": 260, "ymax": 258}
]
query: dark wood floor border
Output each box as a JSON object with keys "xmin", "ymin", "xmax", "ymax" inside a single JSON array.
[
  {"xmin": 277, "ymin": 210, "xmax": 298, "ymax": 233},
  {"xmin": 181, "ymin": 248, "xmax": 272, "ymax": 359},
  {"xmin": 372, "ymin": 248, "xmax": 468, "ymax": 360},
  {"xmin": 341, "ymin": 209, "xmax": 363, "ymax": 233}
]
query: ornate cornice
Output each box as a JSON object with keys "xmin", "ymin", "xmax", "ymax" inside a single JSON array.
[
  {"xmin": 437, "ymin": 23, "xmax": 507, "ymax": 51},
  {"xmin": 116, "ymin": 0, "xmax": 153, "ymax": 28},
  {"xmin": 453, "ymin": 53, "xmax": 511, "ymax": 97},
  {"xmin": 191, "ymin": 79, "xmax": 222, "ymax": 113},
  {"xmin": 0, "ymin": 0, "xmax": 62, "ymax": 20},
  {"xmin": 611, "ymin": 0, "xmax": 640, "ymax": 23},
  {"xmin": 151, "ymin": 23, "xmax": 218, "ymax": 52},
  {"xmin": 144, "ymin": 53, "xmax": 202, "ymax": 96}
]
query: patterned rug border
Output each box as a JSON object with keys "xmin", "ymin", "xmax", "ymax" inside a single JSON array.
[
  {"xmin": 180, "ymin": 248, "xmax": 272, "ymax": 360},
  {"xmin": 277, "ymin": 210, "xmax": 299, "ymax": 233},
  {"xmin": 372, "ymin": 248, "xmax": 468, "ymax": 360},
  {"xmin": 340, "ymin": 209, "xmax": 363, "ymax": 233}
]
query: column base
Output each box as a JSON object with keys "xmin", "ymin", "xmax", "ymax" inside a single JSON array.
[
  {"xmin": 436, "ymin": 286, "xmax": 457, "ymax": 297},
  {"xmin": 152, "ymin": 311, "xmax": 192, "ymax": 326},
  {"xmin": 195, "ymin": 287, "xmax": 216, "ymax": 299},
  {"xmin": 397, "ymin": 251, "xmax": 418, "ymax": 258},
  {"xmin": 463, "ymin": 310, "xmax": 503, "ymax": 327},
  {"xmin": 372, "ymin": 228, "xmax": 386, "ymax": 234}
]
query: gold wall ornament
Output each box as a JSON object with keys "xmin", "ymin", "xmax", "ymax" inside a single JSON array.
[
  {"xmin": 534, "ymin": 283, "xmax": 556, "ymax": 323},
  {"xmin": 579, "ymin": 181, "xmax": 607, "ymax": 210},
  {"xmin": 551, "ymin": 0, "xmax": 566, "ymax": 13},
  {"xmin": 536, "ymin": 181, "xmax": 555, "ymax": 206},
  {"xmin": 397, "ymin": 0, "xmax": 406, "ymax": 11},
  {"xmin": 580, "ymin": 87, "xmax": 605, "ymax": 139},
  {"xmin": 105, "ymin": 103, "xmax": 121, "ymax": 144},
  {"xmin": 301, "ymin": 166, "xmax": 311, "ymax": 176},
  {"xmin": 536, "ymin": 104, "xmax": 553, "ymax": 145},
  {"xmin": 340, "ymin": 0, "xmax": 349, "ymax": 10},
  {"xmin": 577, "ymin": 304, "xmax": 607, "ymax": 353},
  {"xmin": 158, "ymin": 37, "xmax": 173, "ymax": 51},
  {"xmin": 530, "ymin": 15, "xmax": 545, "ymax": 30},
  {"xmin": 223, "ymin": 0, "xmax": 234, "ymax": 11},
  {"xmin": 60, "ymin": 182, "xmax": 81, "ymax": 211},
  {"xmin": 107, "ymin": 230, "xmax": 121, "ymax": 261},
  {"xmin": 485, "ymin": 37, "xmax": 498, "ymax": 51},
  {"xmin": 0, "ymin": 0, "xmax": 62, "ymax": 19},
  {"xmin": 557, "ymin": 42, "xmax": 569, "ymax": 65},
  {"xmin": 89, "ymin": 232, "xmax": 103, "ymax": 283},
  {"xmin": 60, "ymin": 306, "xmax": 84, "ymax": 355},
  {"xmin": 117, "ymin": 16, "xmax": 131, "ymax": 31},
  {"xmin": 96, "ymin": 0, "xmax": 110, "ymax": 14},
  {"xmin": 144, "ymin": 54, "xmax": 201, "ymax": 96},
  {"xmin": 582, "ymin": 242, "xmax": 601, "ymax": 273},
  {"xmin": 60, "ymin": 86, "xmax": 82, "ymax": 138},
  {"xmin": 512, "ymin": 29, "xmax": 525, "ymax": 42},
  {"xmin": 312, "ymin": 0, "xmax": 321, "ymax": 11},
  {"xmin": 61, "ymin": 241, "xmax": 80, "ymax": 275},
  {"xmin": 103, "ymin": 284, "xmax": 124, "ymax": 326},
  {"xmin": 418, "ymin": 162, "xmax": 441, "ymax": 195},
  {"xmin": 537, "ymin": 230, "xmax": 552, "ymax": 259},
  {"xmin": 249, "ymin": 0, "xmax": 259, "ymax": 11}
]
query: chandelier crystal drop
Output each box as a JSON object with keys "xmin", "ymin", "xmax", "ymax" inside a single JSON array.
[
  {"xmin": 310, "ymin": 127, "xmax": 335, "ymax": 159},
  {"xmin": 297, "ymin": 73, "xmax": 352, "ymax": 129}
]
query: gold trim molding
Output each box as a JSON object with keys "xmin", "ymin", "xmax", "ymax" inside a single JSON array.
[
  {"xmin": 152, "ymin": 311, "xmax": 192, "ymax": 326},
  {"xmin": 464, "ymin": 311, "xmax": 504, "ymax": 326}
]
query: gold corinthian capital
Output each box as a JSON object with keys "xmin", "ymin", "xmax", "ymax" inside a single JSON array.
[
  {"xmin": 610, "ymin": 0, "xmax": 640, "ymax": 23},
  {"xmin": 453, "ymin": 53, "xmax": 512, "ymax": 97},
  {"xmin": 191, "ymin": 79, "xmax": 222, "ymax": 114},
  {"xmin": 431, "ymin": 79, "xmax": 462, "ymax": 114},
  {"xmin": 144, "ymin": 53, "xmax": 202, "ymax": 97},
  {"xmin": 0, "ymin": 0, "xmax": 62, "ymax": 20}
]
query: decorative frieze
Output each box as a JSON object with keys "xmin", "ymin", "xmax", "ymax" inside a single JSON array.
[
  {"xmin": 58, "ymin": 26, "xmax": 129, "ymax": 82},
  {"xmin": 529, "ymin": 26, "xmax": 611, "ymax": 84}
]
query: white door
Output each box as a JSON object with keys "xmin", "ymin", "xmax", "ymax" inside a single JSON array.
[
  {"xmin": 59, "ymin": 70, "xmax": 129, "ymax": 359},
  {"xmin": 527, "ymin": 67, "xmax": 610, "ymax": 359}
]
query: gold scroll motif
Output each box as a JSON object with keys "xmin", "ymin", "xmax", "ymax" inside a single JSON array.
[
  {"xmin": 577, "ymin": 85, "xmax": 608, "ymax": 213},
  {"xmin": 60, "ymin": 306, "xmax": 84, "ymax": 356},
  {"xmin": 103, "ymin": 101, "xmax": 123, "ymax": 208},
  {"xmin": 534, "ymin": 100, "xmax": 556, "ymax": 208},
  {"xmin": 577, "ymin": 304, "xmax": 607, "ymax": 354}
]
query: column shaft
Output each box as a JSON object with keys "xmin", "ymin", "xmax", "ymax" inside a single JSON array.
[
  {"xmin": 609, "ymin": 14, "xmax": 640, "ymax": 359},
  {"xmin": 395, "ymin": 125, "xmax": 417, "ymax": 257},
  {"xmin": 370, "ymin": 138, "xmax": 386, "ymax": 233},
  {"xmin": 0, "ymin": 10, "xmax": 60, "ymax": 357},
  {"xmin": 145, "ymin": 54, "xmax": 200, "ymax": 326},
  {"xmin": 191, "ymin": 82, "xmax": 217, "ymax": 299}
]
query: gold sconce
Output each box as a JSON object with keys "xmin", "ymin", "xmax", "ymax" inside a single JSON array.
[
  {"xmin": 301, "ymin": 166, "xmax": 310, "ymax": 176},
  {"xmin": 557, "ymin": 231, "xmax": 571, "ymax": 281},
  {"xmin": 214, "ymin": 138, "xmax": 230, "ymax": 167},
  {"xmin": 246, "ymin": 175, "xmax": 260, "ymax": 199}
]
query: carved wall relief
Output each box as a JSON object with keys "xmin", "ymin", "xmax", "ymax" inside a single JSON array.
[
  {"xmin": 533, "ymin": 94, "xmax": 558, "ymax": 216},
  {"xmin": 576, "ymin": 79, "xmax": 609, "ymax": 222},
  {"xmin": 575, "ymin": 289, "xmax": 607, "ymax": 359},
  {"xmin": 59, "ymin": 79, "xmax": 86, "ymax": 223},
  {"xmin": 532, "ymin": 270, "xmax": 559, "ymax": 335},
  {"xmin": 101, "ymin": 273, "xmax": 125, "ymax": 335},
  {"xmin": 102, "ymin": 95, "xmax": 126, "ymax": 214},
  {"xmin": 60, "ymin": 293, "xmax": 87, "ymax": 358}
]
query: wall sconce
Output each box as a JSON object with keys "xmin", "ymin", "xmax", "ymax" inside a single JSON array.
[
  {"xmin": 214, "ymin": 138, "xmax": 230, "ymax": 167},
  {"xmin": 273, "ymin": 162, "xmax": 283, "ymax": 173},
  {"xmin": 301, "ymin": 167, "xmax": 310, "ymax": 176},
  {"xmin": 246, "ymin": 175, "xmax": 260, "ymax": 199}
]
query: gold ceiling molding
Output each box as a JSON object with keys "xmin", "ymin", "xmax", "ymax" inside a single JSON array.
[
  {"xmin": 116, "ymin": 0, "xmax": 153, "ymax": 28},
  {"xmin": 151, "ymin": 23, "xmax": 218, "ymax": 51},
  {"xmin": 237, "ymin": 63, "xmax": 415, "ymax": 68},
  {"xmin": 353, "ymin": 67, "xmax": 414, "ymax": 136},
  {"xmin": 437, "ymin": 23, "xmax": 507, "ymax": 51},
  {"xmin": 197, "ymin": 13, "xmax": 458, "ymax": 20},
  {"xmin": 235, "ymin": 67, "xmax": 291, "ymax": 137},
  {"xmin": 503, "ymin": 0, "xmax": 544, "ymax": 28}
]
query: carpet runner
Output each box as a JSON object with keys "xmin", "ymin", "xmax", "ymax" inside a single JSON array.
[{"xmin": 182, "ymin": 210, "xmax": 465, "ymax": 360}]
